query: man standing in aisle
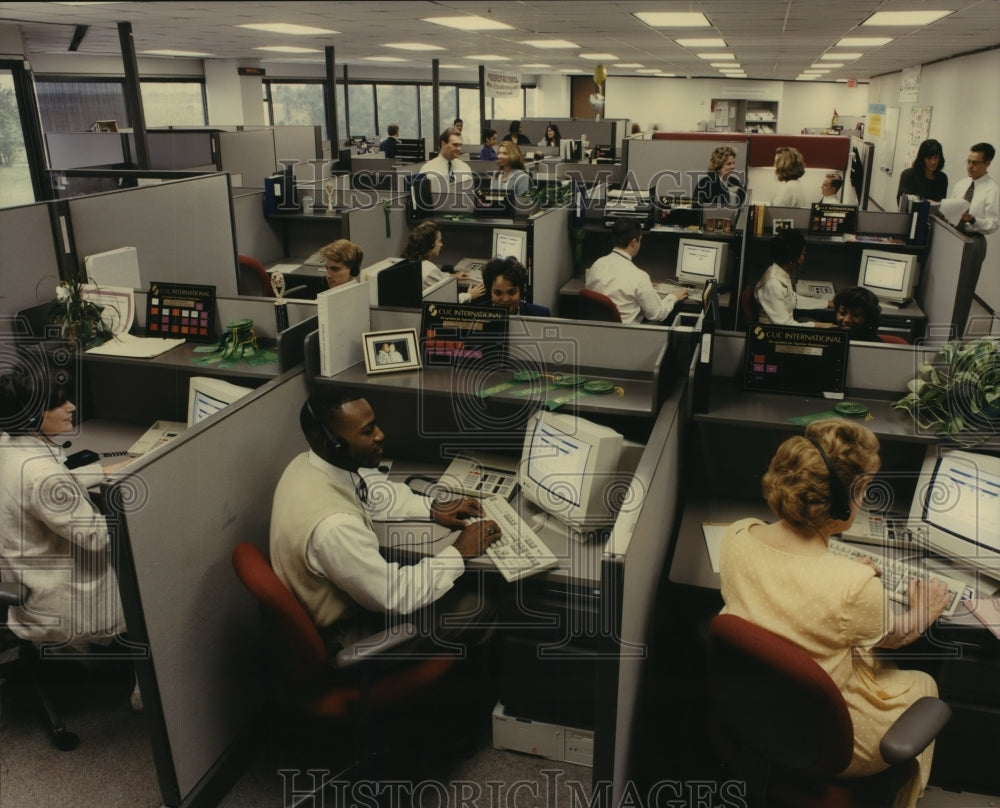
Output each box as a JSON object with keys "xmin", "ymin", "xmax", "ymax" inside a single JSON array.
[
  {"xmin": 951, "ymin": 142, "xmax": 998, "ymax": 266},
  {"xmin": 420, "ymin": 126, "xmax": 473, "ymax": 195},
  {"xmin": 585, "ymin": 219, "xmax": 688, "ymax": 324}
]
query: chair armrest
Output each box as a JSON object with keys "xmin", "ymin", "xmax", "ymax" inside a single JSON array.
[
  {"xmin": 879, "ymin": 696, "xmax": 952, "ymax": 765},
  {"xmin": 334, "ymin": 623, "xmax": 418, "ymax": 669},
  {"xmin": 0, "ymin": 582, "xmax": 27, "ymax": 607},
  {"xmin": 284, "ymin": 285, "xmax": 311, "ymax": 299}
]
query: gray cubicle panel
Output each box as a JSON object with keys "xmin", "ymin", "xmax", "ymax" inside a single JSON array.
[
  {"xmin": 0, "ymin": 202, "xmax": 62, "ymax": 320},
  {"xmin": 593, "ymin": 371, "xmax": 686, "ymax": 801},
  {"xmin": 529, "ymin": 207, "xmax": 574, "ymax": 313},
  {"xmin": 231, "ymin": 189, "xmax": 285, "ymax": 266},
  {"xmin": 488, "ymin": 119, "xmax": 624, "ymax": 150},
  {"xmin": 923, "ymin": 217, "xmax": 982, "ymax": 340},
  {"xmin": 272, "ymin": 125, "xmax": 322, "ymax": 164},
  {"xmin": 45, "ymin": 132, "xmax": 127, "ymax": 169},
  {"xmin": 147, "ymin": 131, "xmax": 218, "ymax": 171},
  {"xmin": 105, "ymin": 369, "xmax": 308, "ymax": 807},
  {"xmin": 624, "ymin": 138, "xmax": 749, "ymax": 196},
  {"xmin": 218, "ymin": 129, "xmax": 276, "ymax": 189},
  {"xmin": 69, "ymin": 173, "xmax": 240, "ymax": 296}
]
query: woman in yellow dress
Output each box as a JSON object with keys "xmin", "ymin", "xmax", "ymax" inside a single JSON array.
[{"xmin": 719, "ymin": 418, "xmax": 951, "ymax": 808}]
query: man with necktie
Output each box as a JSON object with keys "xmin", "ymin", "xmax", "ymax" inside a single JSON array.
[
  {"xmin": 951, "ymin": 142, "xmax": 998, "ymax": 266},
  {"xmin": 270, "ymin": 389, "xmax": 499, "ymax": 658},
  {"xmin": 420, "ymin": 126, "xmax": 473, "ymax": 195}
]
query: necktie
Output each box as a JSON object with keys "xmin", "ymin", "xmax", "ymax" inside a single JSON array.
[
  {"xmin": 355, "ymin": 476, "xmax": 368, "ymax": 505},
  {"xmin": 964, "ymin": 181, "xmax": 975, "ymax": 203},
  {"xmin": 448, "ymin": 161, "xmax": 455, "ymax": 185}
]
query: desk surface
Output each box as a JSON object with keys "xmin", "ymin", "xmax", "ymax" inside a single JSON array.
[{"xmin": 85, "ymin": 341, "xmax": 280, "ymax": 381}]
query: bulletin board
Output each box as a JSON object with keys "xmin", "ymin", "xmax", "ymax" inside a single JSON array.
[{"xmin": 903, "ymin": 107, "xmax": 933, "ymax": 168}]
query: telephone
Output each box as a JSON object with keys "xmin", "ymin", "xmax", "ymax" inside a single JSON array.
[
  {"xmin": 127, "ymin": 420, "xmax": 187, "ymax": 457},
  {"xmin": 302, "ymin": 250, "xmax": 326, "ymax": 267}
]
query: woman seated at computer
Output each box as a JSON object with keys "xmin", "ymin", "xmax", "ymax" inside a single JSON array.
[
  {"xmin": 0, "ymin": 361, "xmax": 128, "ymax": 650},
  {"xmin": 754, "ymin": 229, "xmax": 835, "ymax": 327},
  {"xmin": 491, "ymin": 142, "xmax": 531, "ymax": 197},
  {"xmin": 896, "ymin": 138, "xmax": 948, "ymax": 202},
  {"xmin": 833, "ymin": 286, "xmax": 882, "ymax": 341},
  {"xmin": 720, "ymin": 419, "xmax": 950, "ymax": 808},
  {"xmin": 694, "ymin": 145, "xmax": 745, "ymax": 206},
  {"xmin": 481, "ymin": 256, "xmax": 550, "ymax": 316},
  {"xmin": 403, "ymin": 222, "xmax": 485, "ymax": 304},
  {"xmin": 320, "ymin": 239, "xmax": 364, "ymax": 289},
  {"xmin": 537, "ymin": 123, "xmax": 561, "ymax": 148},
  {"xmin": 772, "ymin": 146, "xmax": 809, "ymax": 207}
]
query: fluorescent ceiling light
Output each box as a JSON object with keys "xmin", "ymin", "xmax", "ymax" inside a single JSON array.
[
  {"xmin": 636, "ymin": 69, "xmax": 661, "ymax": 74},
  {"xmin": 522, "ymin": 63, "xmax": 552, "ymax": 68},
  {"xmin": 362, "ymin": 55, "xmax": 410, "ymax": 62},
  {"xmin": 238, "ymin": 23, "xmax": 338, "ymax": 35},
  {"xmin": 254, "ymin": 45, "xmax": 322, "ymax": 54},
  {"xmin": 711, "ymin": 62, "xmax": 738, "ymax": 68},
  {"xmin": 614, "ymin": 63, "xmax": 644, "ymax": 68},
  {"xmin": 465, "ymin": 55, "xmax": 509, "ymax": 61},
  {"xmin": 423, "ymin": 15, "xmax": 513, "ymax": 31},
  {"xmin": 142, "ymin": 49, "xmax": 214, "ymax": 58},
  {"xmin": 522, "ymin": 39, "xmax": 579, "ymax": 49},
  {"xmin": 659, "ymin": 73, "xmax": 677, "ymax": 77},
  {"xmin": 836, "ymin": 36, "xmax": 893, "ymax": 47},
  {"xmin": 384, "ymin": 43, "xmax": 445, "ymax": 51},
  {"xmin": 813, "ymin": 62, "xmax": 843, "ymax": 68},
  {"xmin": 559, "ymin": 69, "xmax": 579, "ymax": 74},
  {"xmin": 697, "ymin": 52, "xmax": 734, "ymax": 60},
  {"xmin": 719, "ymin": 68, "xmax": 744, "ymax": 73},
  {"xmin": 863, "ymin": 10, "xmax": 950, "ymax": 26},
  {"xmin": 821, "ymin": 52, "xmax": 861, "ymax": 60},
  {"xmin": 675, "ymin": 37, "xmax": 725, "ymax": 47},
  {"xmin": 797, "ymin": 75, "xmax": 819, "ymax": 80},
  {"xmin": 580, "ymin": 53, "xmax": 618, "ymax": 60},
  {"xmin": 633, "ymin": 12, "xmax": 710, "ymax": 27},
  {"xmin": 803, "ymin": 70, "xmax": 829, "ymax": 74}
]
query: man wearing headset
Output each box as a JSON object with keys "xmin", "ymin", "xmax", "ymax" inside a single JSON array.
[
  {"xmin": 270, "ymin": 388, "xmax": 500, "ymax": 656},
  {"xmin": 319, "ymin": 239, "xmax": 364, "ymax": 289}
]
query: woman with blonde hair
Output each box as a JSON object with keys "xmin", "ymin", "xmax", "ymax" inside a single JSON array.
[
  {"xmin": 720, "ymin": 418, "xmax": 950, "ymax": 808},
  {"xmin": 403, "ymin": 221, "xmax": 484, "ymax": 303},
  {"xmin": 491, "ymin": 141, "xmax": 531, "ymax": 197},
  {"xmin": 772, "ymin": 146, "xmax": 808, "ymax": 207},
  {"xmin": 695, "ymin": 144, "xmax": 745, "ymax": 205}
]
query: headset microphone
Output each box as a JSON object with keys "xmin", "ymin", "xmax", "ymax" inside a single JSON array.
[
  {"xmin": 61, "ymin": 440, "xmax": 72, "ymax": 449},
  {"xmin": 305, "ymin": 400, "xmax": 343, "ymax": 454},
  {"xmin": 807, "ymin": 437, "xmax": 851, "ymax": 521}
]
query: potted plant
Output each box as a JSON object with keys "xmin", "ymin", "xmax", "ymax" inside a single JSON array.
[
  {"xmin": 892, "ymin": 337, "xmax": 1000, "ymax": 444},
  {"xmin": 47, "ymin": 278, "xmax": 114, "ymax": 350}
]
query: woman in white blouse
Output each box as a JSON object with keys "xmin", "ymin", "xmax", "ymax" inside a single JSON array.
[
  {"xmin": 772, "ymin": 146, "xmax": 808, "ymax": 207},
  {"xmin": 754, "ymin": 228, "xmax": 835, "ymax": 327},
  {"xmin": 403, "ymin": 222, "xmax": 485, "ymax": 303}
]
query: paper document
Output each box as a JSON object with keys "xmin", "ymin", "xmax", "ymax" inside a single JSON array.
[
  {"xmin": 86, "ymin": 332, "xmax": 184, "ymax": 358},
  {"xmin": 938, "ymin": 197, "xmax": 970, "ymax": 222},
  {"xmin": 702, "ymin": 522, "xmax": 730, "ymax": 573}
]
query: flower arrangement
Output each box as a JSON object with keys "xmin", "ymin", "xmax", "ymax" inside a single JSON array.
[{"xmin": 48, "ymin": 279, "xmax": 113, "ymax": 349}]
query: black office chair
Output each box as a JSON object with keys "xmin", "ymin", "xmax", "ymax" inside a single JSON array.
[{"xmin": 0, "ymin": 581, "xmax": 80, "ymax": 750}]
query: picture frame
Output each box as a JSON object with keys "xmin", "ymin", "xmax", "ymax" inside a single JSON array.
[
  {"xmin": 772, "ymin": 218, "xmax": 794, "ymax": 234},
  {"xmin": 362, "ymin": 328, "xmax": 421, "ymax": 375}
]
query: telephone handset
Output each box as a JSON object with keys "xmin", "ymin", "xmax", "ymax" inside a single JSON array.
[{"xmin": 302, "ymin": 250, "xmax": 325, "ymax": 267}]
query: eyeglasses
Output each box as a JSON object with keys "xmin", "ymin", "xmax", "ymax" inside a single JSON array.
[{"xmin": 967, "ymin": 159, "xmax": 985, "ymax": 166}]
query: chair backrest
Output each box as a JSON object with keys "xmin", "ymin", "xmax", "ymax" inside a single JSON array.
[
  {"xmin": 579, "ymin": 288, "xmax": 622, "ymax": 323},
  {"xmin": 739, "ymin": 287, "xmax": 759, "ymax": 325},
  {"xmin": 707, "ymin": 614, "xmax": 854, "ymax": 777},
  {"xmin": 237, "ymin": 254, "xmax": 275, "ymax": 297},
  {"xmin": 878, "ymin": 333, "xmax": 910, "ymax": 345},
  {"xmin": 231, "ymin": 542, "xmax": 328, "ymax": 692}
]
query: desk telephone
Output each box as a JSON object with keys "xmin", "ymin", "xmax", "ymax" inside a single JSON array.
[{"xmin": 302, "ymin": 250, "xmax": 325, "ymax": 267}]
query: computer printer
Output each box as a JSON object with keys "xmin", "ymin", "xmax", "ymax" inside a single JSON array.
[{"xmin": 604, "ymin": 189, "xmax": 653, "ymax": 229}]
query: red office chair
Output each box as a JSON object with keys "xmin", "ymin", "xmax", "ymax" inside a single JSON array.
[
  {"xmin": 579, "ymin": 288, "xmax": 622, "ymax": 323},
  {"xmin": 238, "ymin": 254, "xmax": 275, "ymax": 297},
  {"xmin": 231, "ymin": 543, "xmax": 456, "ymax": 763},
  {"xmin": 739, "ymin": 287, "xmax": 759, "ymax": 327},
  {"xmin": 707, "ymin": 614, "xmax": 951, "ymax": 808},
  {"xmin": 878, "ymin": 333, "xmax": 911, "ymax": 345}
]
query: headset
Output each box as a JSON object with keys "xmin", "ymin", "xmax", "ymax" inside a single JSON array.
[
  {"xmin": 305, "ymin": 399, "xmax": 344, "ymax": 455},
  {"xmin": 807, "ymin": 437, "xmax": 851, "ymax": 521}
]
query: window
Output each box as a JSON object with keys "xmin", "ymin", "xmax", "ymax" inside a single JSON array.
[
  {"xmin": 347, "ymin": 84, "xmax": 374, "ymax": 140},
  {"xmin": 457, "ymin": 87, "xmax": 480, "ymax": 146},
  {"xmin": 140, "ymin": 80, "xmax": 206, "ymax": 127},
  {"xmin": 266, "ymin": 81, "xmax": 327, "ymax": 139},
  {"xmin": 492, "ymin": 93, "xmax": 524, "ymax": 121},
  {"xmin": 375, "ymin": 84, "xmax": 417, "ymax": 139},
  {"xmin": 0, "ymin": 70, "xmax": 32, "ymax": 207},
  {"xmin": 36, "ymin": 78, "xmax": 128, "ymax": 132}
]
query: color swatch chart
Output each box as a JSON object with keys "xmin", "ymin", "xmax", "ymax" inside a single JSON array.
[{"xmin": 146, "ymin": 282, "xmax": 216, "ymax": 342}]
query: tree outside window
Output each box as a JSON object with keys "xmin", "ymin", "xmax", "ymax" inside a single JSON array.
[{"xmin": 0, "ymin": 72, "xmax": 32, "ymax": 207}]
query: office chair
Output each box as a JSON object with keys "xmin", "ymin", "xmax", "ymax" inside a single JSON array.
[
  {"xmin": 739, "ymin": 287, "xmax": 759, "ymax": 327},
  {"xmin": 878, "ymin": 333, "xmax": 911, "ymax": 345},
  {"xmin": 230, "ymin": 543, "xmax": 457, "ymax": 768},
  {"xmin": 578, "ymin": 288, "xmax": 622, "ymax": 323},
  {"xmin": 706, "ymin": 614, "xmax": 951, "ymax": 808},
  {"xmin": 0, "ymin": 581, "xmax": 80, "ymax": 750},
  {"xmin": 237, "ymin": 255, "xmax": 309, "ymax": 299}
]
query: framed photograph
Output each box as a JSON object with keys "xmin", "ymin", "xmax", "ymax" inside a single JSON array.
[
  {"xmin": 362, "ymin": 329, "xmax": 421, "ymax": 375},
  {"xmin": 772, "ymin": 218, "xmax": 794, "ymax": 234}
]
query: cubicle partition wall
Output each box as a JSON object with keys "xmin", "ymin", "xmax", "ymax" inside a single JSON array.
[
  {"xmin": 922, "ymin": 216, "xmax": 984, "ymax": 339},
  {"xmin": 217, "ymin": 129, "xmax": 276, "ymax": 190},
  {"xmin": 746, "ymin": 133, "xmax": 852, "ymax": 205},
  {"xmin": 231, "ymin": 189, "xmax": 285, "ymax": 268},
  {"xmin": 632, "ymin": 134, "xmax": 749, "ymax": 197},
  {"xmin": 106, "ymin": 369, "xmax": 308, "ymax": 807},
  {"xmin": 488, "ymin": 119, "xmax": 626, "ymax": 154},
  {"xmin": 0, "ymin": 202, "xmax": 62, "ymax": 322},
  {"xmin": 528, "ymin": 207, "xmax": 573, "ymax": 312},
  {"xmin": 45, "ymin": 131, "xmax": 129, "ymax": 169},
  {"xmin": 146, "ymin": 130, "xmax": 219, "ymax": 171},
  {"xmin": 70, "ymin": 173, "xmax": 239, "ymax": 296}
]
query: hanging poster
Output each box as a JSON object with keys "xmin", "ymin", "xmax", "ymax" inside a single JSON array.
[
  {"xmin": 904, "ymin": 107, "xmax": 933, "ymax": 167},
  {"xmin": 899, "ymin": 66, "xmax": 921, "ymax": 103}
]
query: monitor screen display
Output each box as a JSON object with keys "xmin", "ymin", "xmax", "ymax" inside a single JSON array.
[
  {"xmin": 493, "ymin": 229, "xmax": 527, "ymax": 266},
  {"xmin": 858, "ymin": 250, "xmax": 917, "ymax": 303},
  {"xmin": 677, "ymin": 238, "xmax": 727, "ymax": 286},
  {"xmin": 187, "ymin": 377, "xmax": 252, "ymax": 427}
]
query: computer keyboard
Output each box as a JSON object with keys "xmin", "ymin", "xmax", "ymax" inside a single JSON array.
[
  {"xmin": 827, "ymin": 539, "xmax": 972, "ymax": 617},
  {"xmin": 655, "ymin": 281, "xmax": 694, "ymax": 298},
  {"xmin": 796, "ymin": 279, "xmax": 836, "ymax": 299},
  {"xmin": 480, "ymin": 496, "xmax": 559, "ymax": 582}
]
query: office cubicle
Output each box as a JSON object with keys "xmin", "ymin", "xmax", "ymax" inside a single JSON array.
[
  {"xmin": 0, "ymin": 202, "xmax": 62, "ymax": 322},
  {"xmin": 626, "ymin": 135, "xmax": 749, "ymax": 197}
]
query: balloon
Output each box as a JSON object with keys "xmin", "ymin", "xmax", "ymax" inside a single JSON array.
[{"xmin": 593, "ymin": 64, "xmax": 607, "ymax": 86}]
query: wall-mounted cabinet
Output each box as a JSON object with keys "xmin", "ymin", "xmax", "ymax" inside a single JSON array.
[{"xmin": 711, "ymin": 99, "xmax": 779, "ymax": 134}]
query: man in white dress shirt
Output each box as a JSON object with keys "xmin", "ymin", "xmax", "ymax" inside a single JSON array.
[
  {"xmin": 270, "ymin": 389, "xmax": 499, "ymax": 656},
  {"xmin": 585, "ymin": 219, "xmax": 688, "ymax": 324},
  {"xmin": 950, "ymin": 142, "xmax": 998, "ymax": 266},
  {"xmin": 420, "ymin": 126, "xmax": 473, "ymax": 195}
]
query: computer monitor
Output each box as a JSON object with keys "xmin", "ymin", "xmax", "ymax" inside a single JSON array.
[
  {"xmin": 676, "ymin": 238, "xmax": 728, "ymax": 286},
  {"xmin": 186, "ymin": 377, "xmax": 252, "ymax": 427},
  {"xmin": 518, "ymin": 410, "xmax": 625, "ymax": 536},
  {"xmin": 376, "ymin": 259, "xmax": 423, "ymax": 308},
  {"xmin": 492, "ymin": 229, "xmax": 528, "ymax": 266},
  {"xmin": 857, "ymin": 249, "xmax": 918, "ymax": 304},
  {"xmin": 907, "ymin": 446, "xmax": 1000, "ymax": 585}
]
